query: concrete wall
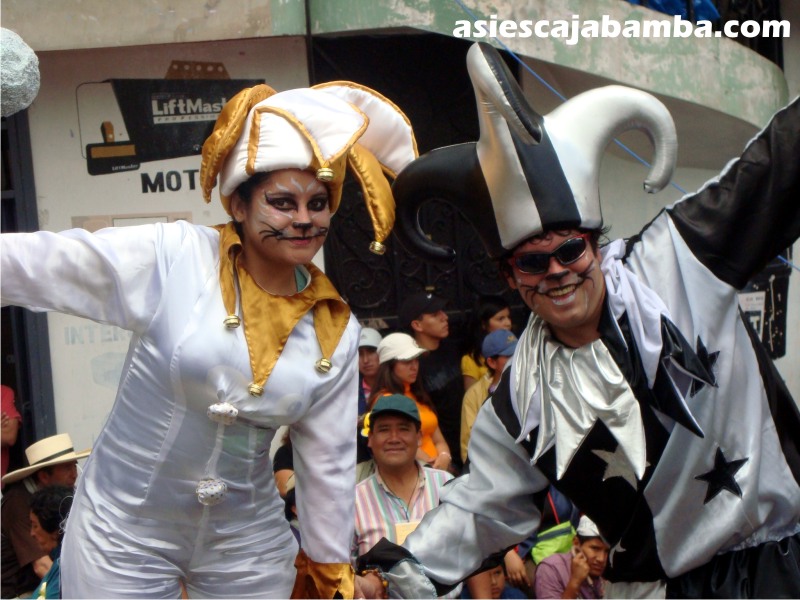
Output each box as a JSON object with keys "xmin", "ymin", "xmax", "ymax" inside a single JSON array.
[
  {"xmin": 0, "ymin": 0, "xmax": 307, "ymax": 49},
  {"xmin": 783, "ymin": 0, "xmax": 800, "ymax": 99},
  {"xmin": 311, "ymin": 0, "xmax": 788, "ymax": 128},
  {"xmin": 4, "ymin": 0, "xmax": 788, "ymax": 127}
]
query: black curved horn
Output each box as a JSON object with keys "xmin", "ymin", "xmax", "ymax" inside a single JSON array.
[
  {"xmin": 392, "ymin": 142, "xmax": 505, "ymax": 262},
  {"xmin": 474, "ymin": 42, "xmax": 542, "ymax": 144}
]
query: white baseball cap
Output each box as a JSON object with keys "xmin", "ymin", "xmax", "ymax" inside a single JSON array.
[
  {"xmin": 359, "ymin": 327, "xmax": 383, "ymax": 349},
  {"xmin": 377, "ymin": 333, "xmax": 426, "ymax": 364},
  {"xmin": 576, "ymin": 515, "xmax": 604, "ymax": 540}
]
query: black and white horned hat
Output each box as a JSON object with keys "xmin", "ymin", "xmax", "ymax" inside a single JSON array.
[{"xmin": 392, "ymin": 42, "xmax": 678, "ymax": 260}]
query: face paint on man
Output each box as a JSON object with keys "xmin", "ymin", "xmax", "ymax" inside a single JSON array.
[
  {"xmin": 506, "ymin": 230, "xmax": 605, "ymax": 348},
  {"xmin": 528, "ymin": 261, "xmax": 598, "ymax": 305}
]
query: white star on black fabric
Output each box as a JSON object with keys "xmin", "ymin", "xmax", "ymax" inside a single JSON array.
[
  {"xmin": 690, "ymin": 336, "xmax": 719, "ymax": 397},
  {"xmin": 695, "ymin": 447, "xmax": 748, "ymax": 504},
  {"xmin": 592, "ymin": 446, "xmax": 649, "ymax": 490},
  {"xmin": 609, "ymin": 542, "xmax": 626, "ymax": 568}
]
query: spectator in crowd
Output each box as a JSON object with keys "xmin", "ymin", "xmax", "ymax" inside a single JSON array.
[
  {"xmin": 353, "ymin": 394, "xmax": 457, "ymax": 598},
  {"xmin": 1, "ymin": 385, "xmax": 21, "ymax": 486},
  {"xmin": 460, "ymin": 329, "xmax": 518, "ymax": 464},
  {"xmin": 461, "ymin": 563, "xmax": 527, "ymax": 600},
  {"xmin": 460, "ymin": 296, "xmax": 513, "ymax": 390},
  {"xmin": 464, "ymin": 548, "xmax": 529, "ymax": 600},
  {"xmin": 399, "ymin": 292, "xmax": 465, "ymax": 474},
  {"xmin": 358, "ymin": 327, "xmax": 383, "ymax": 415},
  {"xmin": 369, "ymin": 333, "xmax": 452, "ymax": 473},
  {"xmin": 468, "ymin": 484, "xmax": 580, "ymax": 599},
  {"xmin": 29, "ymin": 485, "xmax": 74, "ymax": 599},
  {"xmin": 523, "ymin": 485, "xmax": 581, "ymax": 581},
  {"xmin": 534, "ymin": 516, "xmax": 608, "ymax": 599},
  {"xmin": 1, "ymin": 434, "xmax": 88, "ymax": 599},
  {"xmin": 272, "ymin": 430, "xmax": 294, "ymax": 498}
]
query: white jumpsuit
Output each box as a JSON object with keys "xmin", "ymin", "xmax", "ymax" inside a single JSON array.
[{"xmin": 0, "ymin": 220, "xmax": 358, "ymax": 598}]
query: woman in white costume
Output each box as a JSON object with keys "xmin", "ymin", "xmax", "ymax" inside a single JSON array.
[{"xmin": 0, "ymin": 82, "xmax": 417, "ymax": 598}]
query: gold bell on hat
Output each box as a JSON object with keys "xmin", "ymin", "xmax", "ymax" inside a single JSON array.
[
  {"xmin": 248, "ymin": 383, "xmax": 264, "ymax": 397},
  {"xmin": 369, "ymin": 241, "xmax": 386, "ymax": 255},
  {"xmin": 315, "ymin": 358, "xmax": 332, "ymax": 373},
  {"xmin": 223, "ymin": 314, "xmax": 241, "ymax": 329},
  {"xmin": 316, "ymin": 167, "xmax": 335, "ymax": 182}
]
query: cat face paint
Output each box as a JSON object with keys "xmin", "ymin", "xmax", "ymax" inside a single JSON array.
[
  {"xmin": 255, "ymin": 173, "xmax": 331, "ymax": 241},
  {"xmin": 232, "ymin": 169, "xmax": 332, "ymax": 271}
]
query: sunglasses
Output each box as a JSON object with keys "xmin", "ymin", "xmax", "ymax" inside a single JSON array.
[{"xmin": 512, "ymin": 235, "xmax": 590, "ymax": 275}]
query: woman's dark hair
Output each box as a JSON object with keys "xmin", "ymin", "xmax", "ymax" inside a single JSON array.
[
  {"xmin": 464, "ymin": 295, "xmax": 511, "ymax": 364},
  {"xmin": 231, "ymin": 172, "xmax": 272, "ymax": 240},
  {"xmin": 29, "ymin": 485, "xmax": 73, "ymax": 538},
  {"xmin": 367, "ymin": 360, "xmax": 434, "ymax": 412}
]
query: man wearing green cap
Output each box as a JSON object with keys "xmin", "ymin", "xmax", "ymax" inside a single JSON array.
[{"xmin": 353, "ymin": 394, "xmax": 457, "ymax": 598}]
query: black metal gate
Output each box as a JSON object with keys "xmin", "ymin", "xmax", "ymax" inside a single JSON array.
[{"xmin": 314, "ymin": 33, "xmax": 528, "ymax": 334}]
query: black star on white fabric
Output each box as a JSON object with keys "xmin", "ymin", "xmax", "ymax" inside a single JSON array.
[
  {"xmin": 695, "ymin": 447, "xmax": 748, "ymax": 504},
  {"xmin": 690, "ymin": 336, "xmax": 719, "ymax": 397}
]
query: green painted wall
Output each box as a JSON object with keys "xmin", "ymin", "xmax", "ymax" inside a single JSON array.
[{"xmin": 310, "ymin": 0, "xmax": 787, "ymax": 127}]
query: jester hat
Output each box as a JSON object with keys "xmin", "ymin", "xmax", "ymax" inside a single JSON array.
[
  {"xmin": 200, "ymin": 81, "xmax": 418, "ymax": 254},
  {"xmin": 392, "ymin": 42, "xmax": 677, "ymax": 260}
]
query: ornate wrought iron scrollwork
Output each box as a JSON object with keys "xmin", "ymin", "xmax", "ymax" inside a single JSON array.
[{"xmin": 325, "ymin": 177, "xmax": 523, "ymax": 332}]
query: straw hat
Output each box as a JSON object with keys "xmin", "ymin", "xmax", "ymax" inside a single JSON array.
[{"xmin": 2, "ymin": 433, "xmax": 90, "ymax": 485}]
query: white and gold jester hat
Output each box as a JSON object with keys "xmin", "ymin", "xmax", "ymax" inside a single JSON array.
[
  {"xmin": 200, "ymin": 82, "xmax": 418, "ymax": 254},
  {"xmin": 392, "ymin": 42, "xmax": 677, "ymax": 260}
]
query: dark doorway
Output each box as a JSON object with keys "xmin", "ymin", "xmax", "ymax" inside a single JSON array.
[{"xmin": 1, "ymin": 112, "xmax": 56, "ymax": 473}]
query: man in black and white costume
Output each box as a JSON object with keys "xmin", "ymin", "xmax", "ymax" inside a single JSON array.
[{"xmin": 358, "ymin": 42, "xmax": 800, "ymax": 598}]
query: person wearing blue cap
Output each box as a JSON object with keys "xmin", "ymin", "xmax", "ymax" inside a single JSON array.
[
  {"xmin": 460, "ymin": 332, "xmax": 528, "ymax": 600},
  {"xmin": 460, "ymin": 329, "xmax": 518, "ymax": 465}
]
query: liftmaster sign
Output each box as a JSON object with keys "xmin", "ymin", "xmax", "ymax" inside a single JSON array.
[{"xmin": 77, "ymin": 79, "xmax": 262, "ymax": 176}]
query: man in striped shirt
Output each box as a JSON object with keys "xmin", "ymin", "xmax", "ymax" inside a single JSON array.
[{"xmin": 353, "ymin": 394, "xmax": 457, "ymax": 597}]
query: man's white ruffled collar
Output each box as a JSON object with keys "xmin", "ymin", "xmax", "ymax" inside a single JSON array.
[{"xmin": 512, "ymin": 239, "xmax": 671, "ymax": 480}]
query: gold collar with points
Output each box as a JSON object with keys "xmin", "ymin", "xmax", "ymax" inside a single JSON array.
[{"xmin": 215, "ymin": 222, "xmax": 351, "ymax": 396}]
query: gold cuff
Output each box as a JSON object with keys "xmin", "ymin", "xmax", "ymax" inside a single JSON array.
[{"xmin": 291, "ymin": 549, "xmax": 355, "ymax": 599}]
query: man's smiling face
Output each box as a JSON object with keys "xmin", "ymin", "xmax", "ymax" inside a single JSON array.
[{"xmin": 505, "ymin": 230, "xmax": 605, "ymax": 348}]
